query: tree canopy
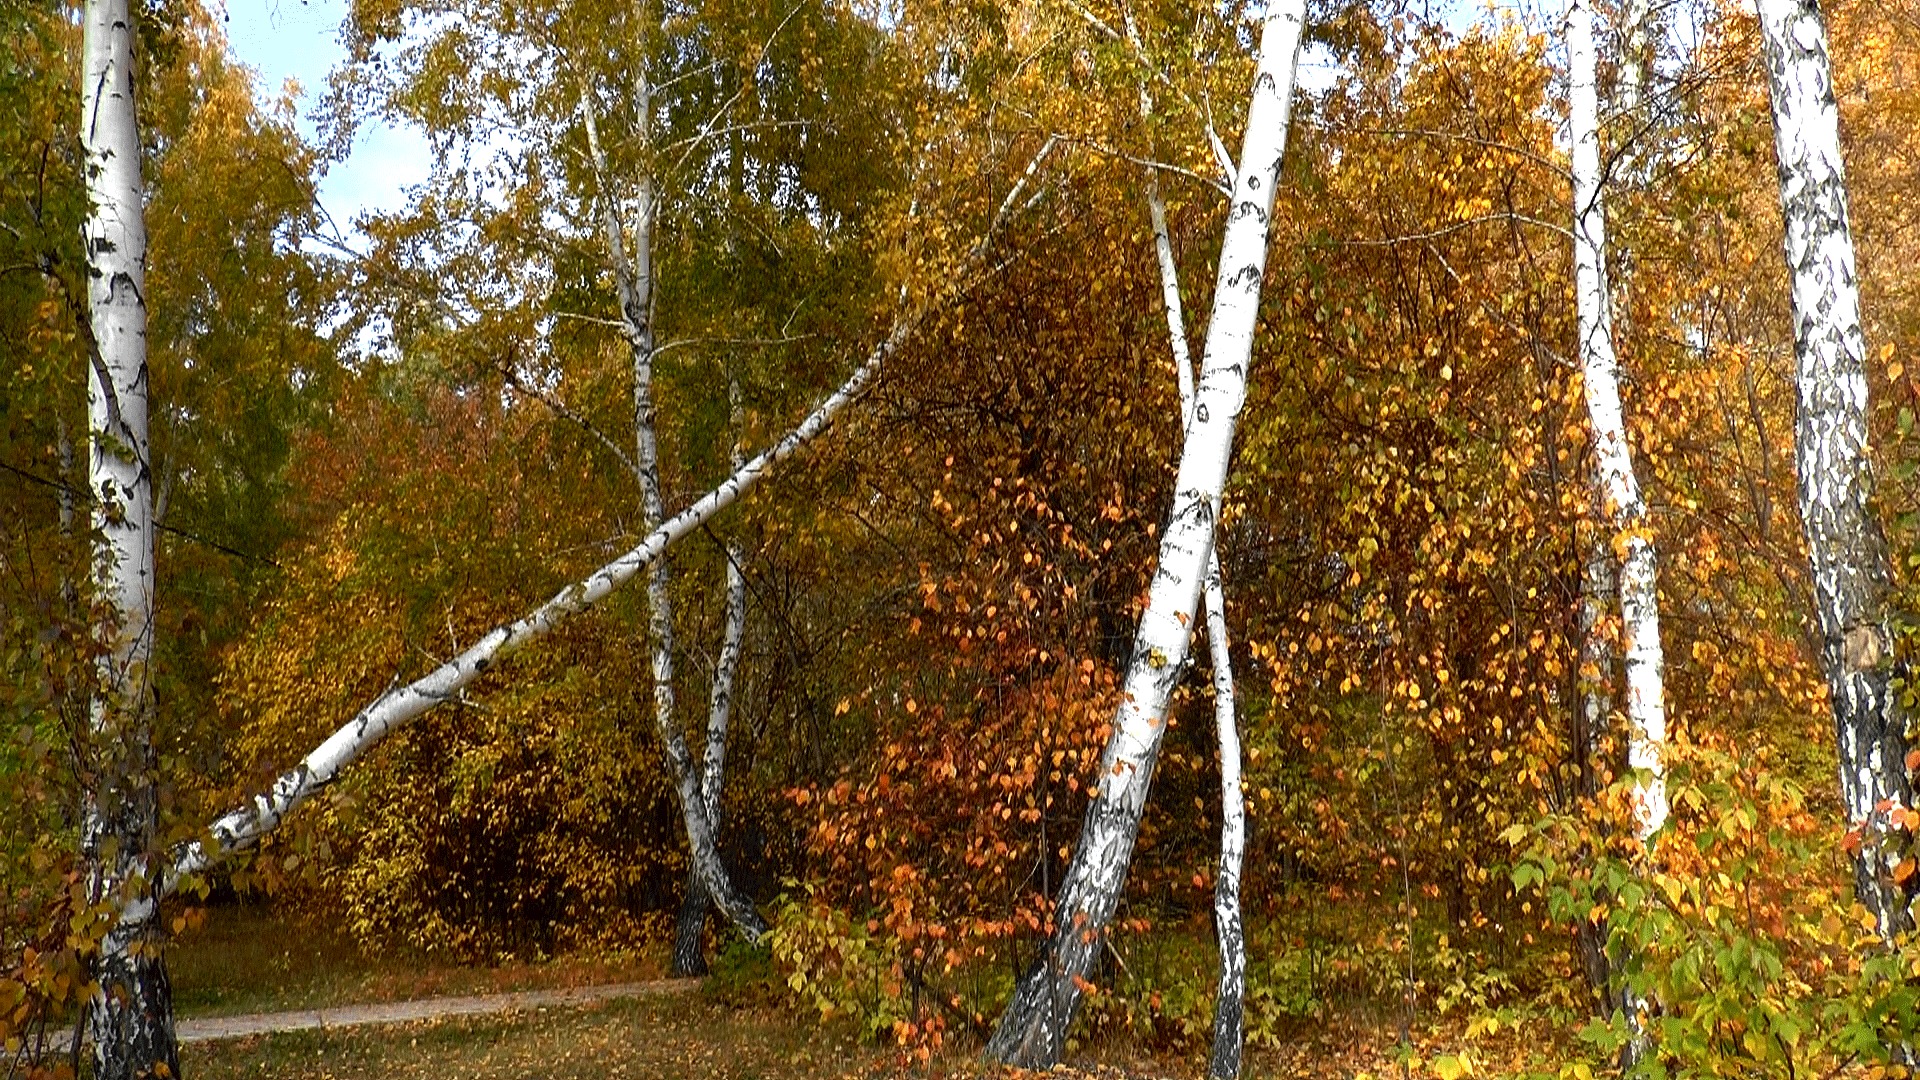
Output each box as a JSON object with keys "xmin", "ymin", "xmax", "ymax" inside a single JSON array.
[{"xmin": 4, "ymin": 0, "xmax": 1920, "ymax": 1075}]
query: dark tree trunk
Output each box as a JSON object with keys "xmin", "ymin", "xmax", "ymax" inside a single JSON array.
[{"xmin": 85, "ymin": 911, "xmax": 179, "ymax": 1080}]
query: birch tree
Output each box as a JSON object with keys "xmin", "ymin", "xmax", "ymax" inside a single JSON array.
[
  {"xmin": 1755, "ymin": 0, "xmax": 1917, "ymax": 942},
  {"xmin": 1571, "ymin": 0, "xmax": 1654, "ymax": 874},
  {"xmin": 1561, "ymin": 1, "xmax": 1671, "ymax": 1060},
  {"xmin": 170, "ymin": 306, "xmax": 921, "ymax": 890},
  {"xmin": 576, "ymin": 1, "xmax": 766, "ymax": 944},
  {"xmin": 1567, "ymin": 0, "xmax": 1668, "ymax": 852},
  {"xmin": 672, "ymin": 382, "xmax": 752, "ymax": 975},
  {"xmin": 1123, "ymin": 6, "xmax": 1248, "ymax": 1063},
  {"xmin": 169, "ymin": 129, "xmax": 1057, "ymax": 910},
  {"xmin": 1147, "ymin": 186, "xmax": 1249, "ymax": 1079},
  {"xmin": 984, "ymin": 0, "xmax": 1303, "ymax": 1063},
  {"xmin": 76, "ymin": 0, "xmax": 179, "ymax": 1073}
]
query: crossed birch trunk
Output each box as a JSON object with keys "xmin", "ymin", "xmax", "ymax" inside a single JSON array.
[
  {"xmin": 985, "ymin": 1, "xmax": 1303, "ymax": 1064},
  {"xmin": 1145, "ymin": 182, "xmax": 1249, "ymax": 1080},
  {"xmin": 673, "ymin": 383, "xmax": 752, "ymax": 976},
  {"xmin": 1122, "ymin": 8, "xmax": 1248, "ymax": 1066},
  {"xmin": 165, "ymin": 97, "xmax": 1058, "ymax": 924},
  {"xmin": 167, "ymin": 295, "xmax": 923, "ymax": 890}
]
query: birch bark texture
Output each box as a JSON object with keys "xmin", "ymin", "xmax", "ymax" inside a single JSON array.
[
  {"xmin": 1146, "ymin": 160, "xmax": 1248, "ymax": 1080},
  {"xmin": 674, "ymin": 383, "xmax": 752, "ymax": 976},
  {"xmin": 1567, "ymin": 0, "xmax": 1668, "ymax": 847},
  {"xmin": 984, "ymin": 1, "xmax": 1303, "ymax": 1064},
  {"xmin": 1755, "ymin": 0, "xmax": 1916, "ymax": 940},
  {"xmin": 1573, "ymin": 0, "xmax": 1655, "ymax": 772},
  {"xmin": 79, "ymin": 0, "xmax": 180, "ymax": 1074}
]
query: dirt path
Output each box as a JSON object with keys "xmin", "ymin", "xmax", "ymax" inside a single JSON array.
[{"xmin": 52, "ymin": 978, "xmax": 701, "ymax": 1050}]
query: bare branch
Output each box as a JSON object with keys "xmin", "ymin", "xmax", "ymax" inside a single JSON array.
[
  {"xmin": 1300, "ymin": 118, "xmax": 1571, "ymax": 181},
  {"xmin": 1058, "ymin": 0, "xmax": 1235, "ymax": 186}
]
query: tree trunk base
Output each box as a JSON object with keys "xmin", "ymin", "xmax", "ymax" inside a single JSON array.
[
  {"xmin": 87, "ymin": 923, "xmax": 179, "ymax": 1080},
  {"xmin": 671, "ymin": 870, "xmax": 711, "ymax": 978}
]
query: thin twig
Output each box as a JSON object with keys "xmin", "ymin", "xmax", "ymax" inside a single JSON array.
[
  {"xmin": 1335, "ymin": 212, "xmax": 1572, "ymax": 247},
  {"xmin": 1301, "ymin": 118, "xmax": 1570, "ymax": 180},
  {"xmin": 1055, "ymin": 133, "xmax": 1232, "ymax": 196},
  {"xmin": 668, "ymin": 1, "xmax": 809, "ymax": 178},
  {"xmin": 0, "ymin": 459, "xmax": 282, "ymax": 566},
  {"xmin": 652, "ymin": 333, "xmax": 815, "ymax": 359}
]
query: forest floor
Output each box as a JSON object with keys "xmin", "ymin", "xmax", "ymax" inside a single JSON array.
[
  {"xmin": 158, "ymin": 903, "xmax": 1544, "ymax": 1079},
  {"xmin": 167, "ymin": 902, "xmax": 669, "ymax": 1019}
]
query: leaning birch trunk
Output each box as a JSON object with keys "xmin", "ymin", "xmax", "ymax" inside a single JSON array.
[
  {"xmin": 167, "ymin": 309, "xmax": 922, "ymax": 892},
  {"xmin": 1570, "ymin": 524, "xmax": 1619, "ymax": 1010},
  {"xmin": 78, "ymin": 0, "xmax": 179, "ymax": 1075},
  {"xmin": 1574, "ymin": 0, "xmax": 1666, "ymax": 1022},
  {"xmin": 1201, "ymin": 566, "xmax": 1246, "ymax": 1080},
  {"xmin": 1145, "ymin": 161, "xmax": 1247, "ymax": 1080},
  {"xmin": 1572, "ymin": 0, "xmax": 1654, "ymax": 759},
  {"xmin": 1570, "ymin": 1, "xmax": 1669, "ymax": 1056},
  {"xmin": 1568, "ymin": 0, "xmax": 1668, "ymax": 849},
  {"xmin": 167, "ymin": 134, "xmax": 1052, "ymax": 900},
  {"xmin": 673, "ymin": 381, "xmax": 751, "ymax": 977},
  {"xmin": 983, "ymin": 2, "xmax": 1303, "ymax": 1064},
  {"xmin": 1755, "ymin": 0, "xmax": 1917, "ymax": 942}
]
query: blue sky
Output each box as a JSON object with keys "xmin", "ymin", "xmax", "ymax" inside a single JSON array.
[
  {"xmin": 222, "ymin": 0, "xmax": 432, "ymax": 234},
  {"xmin": 218, "ymin": 0, "xmax": 1536, "ymax": 235}
]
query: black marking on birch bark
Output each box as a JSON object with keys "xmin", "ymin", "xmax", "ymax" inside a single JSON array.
[{"xmin": 1758, "ymin": 0, "xmax": 1917, "ymax": 942}]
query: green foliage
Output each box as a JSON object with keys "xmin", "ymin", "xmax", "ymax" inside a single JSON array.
[
  {"xmin": 1514, "ymin": 739, "xmax": 1920, "ymax": 1079},
  {"xmin": 768, "ymin": 886, "xmax": 918, "ymax": 1045}
]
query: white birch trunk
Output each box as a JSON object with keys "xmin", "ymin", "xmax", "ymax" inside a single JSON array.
[
  {"xmin": 1756, "ymin": 0, "xmax": 1916, "ymax": 941},
  {"xmin": 984, "ymin": 3, "xmax": 1303, "ymax": 1064},
  {"xmin": 78, "ymin": 0, "xmax": 179, "ymax": 1074},
  {"xmin": 1613, "ymin": 0, "xmax": 1652, "ymax": 149},
  {"xmin": 1144, "ymin": 148, "xmax": 1247, "ymax": 1080},
  {"xmin": 673, "ymin": 380, "xmax": 751, "ymax": 977},
  {"xmin": 167, "ymin": 123, "xmax": 1052, "ymax": 908},
  {"xmin": 167, "ymin": 310, "xmax": 921, "ymax": 893},
  {"xmin": 1573, "ymin": 0, "xmax": 1655, "ymax": 776},
  {"xmin": 582, "ymin": 28, "xmax": 767, "ymax": 941},
  {"xmin": 1568, "ymin": 0, "xmax": 1668, "ymax": 848}
]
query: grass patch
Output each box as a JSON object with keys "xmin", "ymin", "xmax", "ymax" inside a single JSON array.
[
  {"xmin": 162, "ymin": 903, "xmax": 1553, "ymax": 1079},
  {"xmin": 168, "ymin": 901, "xmax": 666, "ymax": 1019}
]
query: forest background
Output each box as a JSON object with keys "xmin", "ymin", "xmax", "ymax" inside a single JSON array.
[{"xmin": 3, "ymin": 0, "xmax": 1920, "ymax": 1075}]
